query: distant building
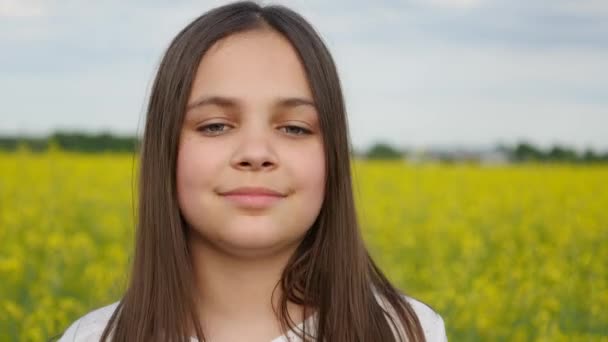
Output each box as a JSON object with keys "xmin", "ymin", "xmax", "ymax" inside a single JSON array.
[{"xmin": 405, "ymin": 147, "xmax": 511, "ymax": 165}]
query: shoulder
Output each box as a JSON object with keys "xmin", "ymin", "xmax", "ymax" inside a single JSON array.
[
  {"xmin": 402, "ymin": 295, "xmax": 448, "ymax": 342},
  {"xmin": 59, "ymin": 301, "xmax": 120, "ymax": 342},
  {"xmin": 374, "ymin": 291, "xmax": 447, "ymax": 342}
]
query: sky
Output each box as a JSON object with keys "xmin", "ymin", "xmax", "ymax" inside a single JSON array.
[{"xmin": 1, "ymin": 0, "xmax": 607, "ymax": 152}]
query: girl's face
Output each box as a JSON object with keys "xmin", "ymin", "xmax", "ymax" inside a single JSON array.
[{"xmin": 177, "ymin": 29, "xmax": 326, "ymax": 257}]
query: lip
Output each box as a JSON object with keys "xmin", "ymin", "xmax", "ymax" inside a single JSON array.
[
  {"xmin": 219, "ymin": 186, "xmax": 286, "ymax": 209},
  {"xmin": 219, "ymin": 186, "xmax": 286, "ymax": 197}
]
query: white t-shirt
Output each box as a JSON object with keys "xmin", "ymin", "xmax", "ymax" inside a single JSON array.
[{"xmin": 59, "ymin": 294, "xmax": 447, "ymax": 341}]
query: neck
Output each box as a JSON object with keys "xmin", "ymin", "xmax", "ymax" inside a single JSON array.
[{"xmin": 187, "ymin": 229, "xmax": 309, "ymax": 332}]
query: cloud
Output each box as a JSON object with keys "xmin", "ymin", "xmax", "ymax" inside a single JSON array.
[
  {"xmin": 421, "ymin": 0, "xmax": 485, "ymax": 10},
  {"xmin": 0, "ymin": 0, "xmax": 607, "ymax": 150},
  {"xmin": 554, "ymin": 0, "xmax": 608, "ymax": 16},
  {"xmin": 0, "ymin": 0, "xmax": 46, "ymax": 17}
]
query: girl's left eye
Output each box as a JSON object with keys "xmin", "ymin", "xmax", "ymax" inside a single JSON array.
[{"xmin": 280, "ymin": 125, "xmax": 312, "ymax": 136}]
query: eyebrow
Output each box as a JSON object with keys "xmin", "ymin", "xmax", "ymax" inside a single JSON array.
[{"xmin": 186, "ymin": 95, "xmax": 316, "ymax": 112}]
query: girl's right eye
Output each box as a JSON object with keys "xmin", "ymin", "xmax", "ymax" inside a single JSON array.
[{"xmin": 197, "ymin": 123, "xmax": 231, "ymax": 135}]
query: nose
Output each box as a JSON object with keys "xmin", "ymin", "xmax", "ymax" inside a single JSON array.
[{"xmin": 230, "ymin": 128, "xmax": 278, "ymax": 172}]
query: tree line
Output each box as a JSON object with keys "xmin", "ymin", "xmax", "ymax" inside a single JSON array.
[
  {"xmin": 362, "ymin": 142, "xmax": 608, "ymax": 163},
  {"xmin": 0, "ymin": 132, "xmax": 138, "ymax": 153},
  {"xmin": 1, "ymin": 132, "xmax": 607, "ymax": 163}
]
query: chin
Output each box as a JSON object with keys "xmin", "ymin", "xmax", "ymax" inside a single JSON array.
[
  {"xmin": 214, "ymin": 223, "xmax": 305, "ymax": 257},
  {"xmin": 223, "ymin": 222, "xmax": 283, "ymax": 245}
]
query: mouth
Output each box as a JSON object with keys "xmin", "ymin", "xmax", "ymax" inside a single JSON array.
[
  {"xmin": 218, "ymin": 186, "xmax": 287, "ymax": 209},
  {"xmin": 221, "ymin": 193, "xmax": 283, "ymax": 209}
]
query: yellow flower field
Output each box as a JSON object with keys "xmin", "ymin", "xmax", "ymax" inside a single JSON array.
[{"xmin": 1, "ymin": 150, "xmax": 606, "ymax": 341}]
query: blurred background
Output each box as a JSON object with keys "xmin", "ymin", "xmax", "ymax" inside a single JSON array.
[{"xmin": 1, "ymin": 0, "xmax": 606, "ymax": 341}]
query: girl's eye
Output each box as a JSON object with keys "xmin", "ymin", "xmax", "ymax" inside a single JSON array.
[
  {"xmin": 197, "ymin": 123, "xmax": 311, "ymax": 136},
  {"xmin": 280, "ymin": 125, "xmax": 312, "ymax": 136},
  {"xmin": 198, "ymin": 123, "xmax": 230, "ymax": 135}
]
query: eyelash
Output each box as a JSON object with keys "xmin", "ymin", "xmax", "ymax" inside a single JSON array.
[{"xmin": 197, "ymin": 123, "xmax": 312, "ymax": 136}]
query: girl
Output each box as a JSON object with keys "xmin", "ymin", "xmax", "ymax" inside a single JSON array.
[{"xmin": 60, "ymin": 1, "xmax": 447, "ymax": 341}]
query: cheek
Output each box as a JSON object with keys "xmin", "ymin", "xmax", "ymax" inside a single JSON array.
[
  {"xmin": 176, "ymin": 138, "xmax": 223, "ymax": 203},
  {"xmin": 289, "ymin": 143, "xmax": 326, "ymax": 204}
]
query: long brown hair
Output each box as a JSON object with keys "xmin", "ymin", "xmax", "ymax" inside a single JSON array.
[{"xmin": 101, "ymin": 1, "xmax": 426, "ymax": 341}]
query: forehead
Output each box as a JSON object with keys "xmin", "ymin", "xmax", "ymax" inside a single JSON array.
[{"xmin": 188, "ymin": 29, "xmax": 313, "ymax": 103}]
